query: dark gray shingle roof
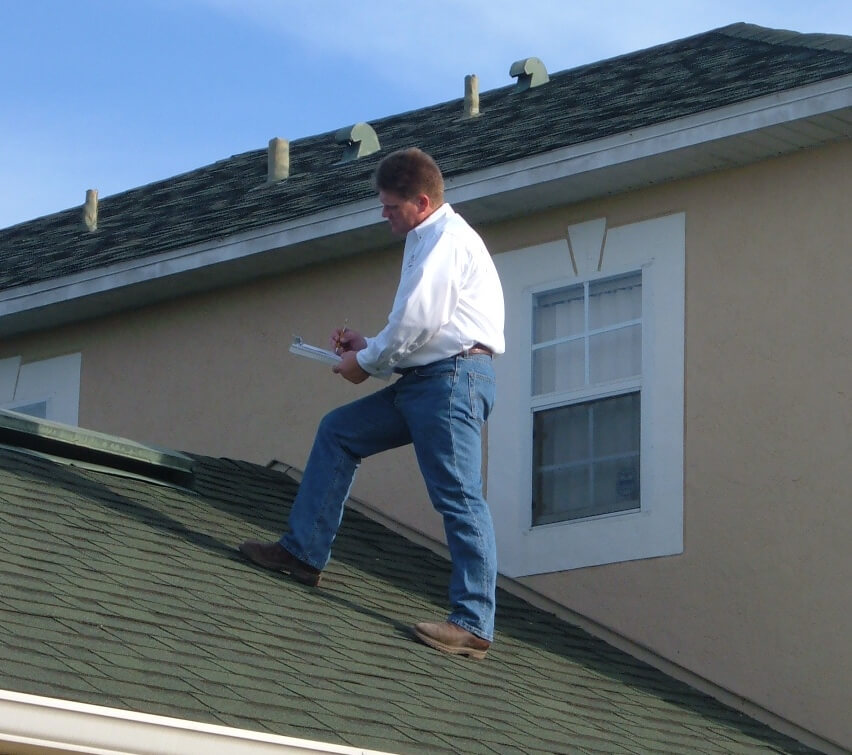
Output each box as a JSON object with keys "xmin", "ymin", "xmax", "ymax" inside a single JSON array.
[
  {"xmin": 1, "ymin": 23, "xmax": 851, "ymax": 291},
  {"xmin": 0, "ymin": 438, "xmax": 820, "ymax": 753}
]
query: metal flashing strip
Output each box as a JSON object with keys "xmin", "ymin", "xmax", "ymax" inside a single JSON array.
[
  {"xmin": 0, "ymin": 441, "xmax": 193, "ymax": 492},
  {"xmin": 0, "ymin": 409, "xmax": 194, "ymax": 488}
]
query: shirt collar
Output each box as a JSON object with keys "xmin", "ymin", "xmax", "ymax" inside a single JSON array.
[{"xmin": 411, "ymin": 202, "xmax": 453, "ymax": 241}]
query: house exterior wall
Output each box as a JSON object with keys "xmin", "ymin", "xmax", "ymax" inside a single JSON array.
[{"xmin": 1, "ymin": 140, "xmax": 849, "ymax": 747}]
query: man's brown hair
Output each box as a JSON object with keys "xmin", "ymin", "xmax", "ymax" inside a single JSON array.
[{"xmin": 374, "ymin": 148, "xmax": 444, "ymax": 205}]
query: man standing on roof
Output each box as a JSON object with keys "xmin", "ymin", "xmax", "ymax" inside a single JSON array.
[{"xmin": 239, "ymin": 148, "xmax": 505, "ymax": 660}]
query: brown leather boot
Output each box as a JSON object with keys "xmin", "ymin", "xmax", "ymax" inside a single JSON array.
[
  {"xmin": 238, "ymin": 540, "xmax": 321, "ymax": 586},
  {"xmin": 413, "ymin": 621, "xmax": 491, "ymax": 660}
]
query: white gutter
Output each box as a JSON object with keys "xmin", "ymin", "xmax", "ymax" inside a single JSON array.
[
  {"xmin": 1, "ymin": 74, "xmax": 849, "ymax": 322},
  {"xmin": 0, "ymin": 689, "xmax": 396, "ymax": 755}
]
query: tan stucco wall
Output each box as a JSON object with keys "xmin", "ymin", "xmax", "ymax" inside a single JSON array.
[
  {"xmin": 502, "ymin": 141, "xmax": 852, "ymax": 749},
  {"xmin": 2, "ymin": 140, "xmax": 850, "ymax": 748}
]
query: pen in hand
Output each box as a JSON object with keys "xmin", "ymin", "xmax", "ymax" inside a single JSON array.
[{"xmin": 334, "ymin": 318, "xmax": 349, "ymax": 354}]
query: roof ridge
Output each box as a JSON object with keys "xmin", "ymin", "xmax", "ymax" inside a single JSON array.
[{"xmin": 715, "ymin": 21, "xmax": 852, "ymax": 53}]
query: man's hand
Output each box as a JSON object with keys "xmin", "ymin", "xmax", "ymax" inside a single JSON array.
[
  {"xmin": 331, "ymin": 327, "xmax": 367, "ymax": 354},
  {"xmin": 333, "ymin": 350, "xmax": 370, "ymax": 384}
]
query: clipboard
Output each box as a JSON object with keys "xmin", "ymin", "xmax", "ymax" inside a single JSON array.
[
  {"xmin": 289, "ymin": 335, "xmax": 341, "ymax": 366},
  {"xmin": 289, "ymin": 336, "xmax": 391, "ymax": 380}
]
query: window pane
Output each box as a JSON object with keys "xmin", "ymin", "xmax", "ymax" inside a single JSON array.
[
  {"xmin": 589, "ymin": 272, "xmax": 641, "ymax": 330},
  {"xmin": 533, "ymin": 392, "xmax": 640, "ymax": 525},
  {"xmin": 533, "ymin": 286, "xmax": 584, "ymax": 344},
  {"xmin": 589, "ymin": 324, "xmax": 641, "ymax": 383},
  {"xmin": 593, "ymin": 392, "xmax": 640, "ymax": 455},
  {"xmin": 593, "ymin": 457, "xmax": 640, "ymax": 514},
  {"xmin": 534, "ymin": 401, "xmax": 588, "ymax": 466},
  {"xmin": 532, "ymin": 339, "xmax": 584, "ymax": 395},
  {"xmin": 533, "ymin": 273, "xmax": 642, "ymax": 396},
  {"xmin": 533, "ymin": 466, "xmax": 590, "ymax": 525}
]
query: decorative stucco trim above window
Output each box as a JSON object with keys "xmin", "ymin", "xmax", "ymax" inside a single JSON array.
[
  {"xmin": 489, "ymin": 213, "xmax": 685, "ymax": 577},
  {"xmin": 0, "ymin": 353, "xmax": 82, "ymax": 426}
]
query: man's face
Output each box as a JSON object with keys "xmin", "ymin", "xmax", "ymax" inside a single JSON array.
[{"xmin": 379, "ymin": 190, "xmax": 428, "ymax": 236}]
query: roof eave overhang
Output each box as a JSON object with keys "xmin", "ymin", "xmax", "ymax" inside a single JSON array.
[{"xmin": 1, "ymin": 74, "xmax": 850, "ymax": 338}]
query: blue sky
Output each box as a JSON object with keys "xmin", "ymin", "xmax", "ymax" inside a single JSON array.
[{"xmin": 2, "ymin": 0, "xmax": 851, "ymax": 229}]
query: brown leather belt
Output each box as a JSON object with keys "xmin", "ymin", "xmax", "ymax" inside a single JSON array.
[
  {"xmin": 395, "ymin": 345, "xmax": 493, "ymax": 375},
  {"xmin": 460, "ymin": 343, "xmax": 493, "ymax": 357}
]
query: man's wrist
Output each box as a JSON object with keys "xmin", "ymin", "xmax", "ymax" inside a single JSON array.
[{"xmin": 355, "ymin": 349, "xmax": 374, "ymax": 375}]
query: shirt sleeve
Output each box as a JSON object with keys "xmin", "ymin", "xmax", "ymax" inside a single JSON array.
[{"xmin": 357, "ymin": 229, "xmax": 467, "ymax": 373}]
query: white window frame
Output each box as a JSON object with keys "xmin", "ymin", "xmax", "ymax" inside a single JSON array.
[
  {"xmin": 489, "ymin": 214, "xmax": 684, "ymax": 577},
  {"xmin": 0, "ymin": 353, "xmax": 81, "ymax": 426},
  {"xmin": 2, "ymin": 398, "xmax": 51, "ymax": 419}
]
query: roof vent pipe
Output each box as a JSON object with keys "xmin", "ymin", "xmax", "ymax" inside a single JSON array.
[
  {"xmin": 335, "ymin": 122, "xmax": 380, "ymax": 162},
  {"xmin": 267, "ymin": 137, "xmax": 290, "ymax": 182},
  {"xmin": 510, "ymin": 57, "xmax": 549, "ymax": 91},
  {"xmin": 462, "ymin": 74, "xmax": 480, "ymax": 118},
  {"xmin": 83, "ymin": 189, "xmax": 98, "ymax": 231}
]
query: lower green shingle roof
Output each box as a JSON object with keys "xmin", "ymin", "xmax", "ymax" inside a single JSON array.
[{"xmin": 0, "ymin": 444, "xmax": 818, "ymax": 754}]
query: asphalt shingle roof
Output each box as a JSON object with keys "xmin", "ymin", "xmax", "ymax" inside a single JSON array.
[
  {"xmin": 0, "ymin": 440, "xmax": 820, "ymax": 754},
  {"xmin": 1, "ymin": 23, "xmax": 851, "ymax": 291}
]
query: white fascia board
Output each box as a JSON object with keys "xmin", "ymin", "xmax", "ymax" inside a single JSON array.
[
  {"xmin": 0, "ymin": 689, "xmax": 396, "ymax": 755},
  {"xmin": 2, "ymin": 74, "xmax": 849, "ymax": 321}
]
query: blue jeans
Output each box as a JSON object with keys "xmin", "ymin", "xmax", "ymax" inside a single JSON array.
[{"xmin": 281, "ymin": 354, "xmax": 498, "ymax": 640}]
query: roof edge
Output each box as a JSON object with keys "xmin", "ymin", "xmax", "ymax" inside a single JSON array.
[
  {"xmin": 0, "ymin": 689, "xmax": 396, "ymax": 755},
  {"xmin": 716, "ymin": 21, "xmax": 852, "ymax": 53}
]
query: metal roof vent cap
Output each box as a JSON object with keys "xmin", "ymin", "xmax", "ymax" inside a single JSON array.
[
  {"xmin": 461, "ymin": 74, "xmax": 480, "ymax": 119},
  {"xmin": 510, "ymin": 57, "xmax": 549, "ymax": 91},
  {"xmin": 267, "ymin": 137, "xmax": 290, "ymax": 182},
  {"xmin": 335, "ymin": 122, "xmax": 380, "ymax": 162},
  {"xmin": 83, "ymin": 189, "xmax": 98, "ymax": 231}
]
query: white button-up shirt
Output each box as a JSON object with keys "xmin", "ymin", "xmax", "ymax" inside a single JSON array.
[{"xmin": 357, "ymin": 203, "xmax": 505, "ymax": 375}]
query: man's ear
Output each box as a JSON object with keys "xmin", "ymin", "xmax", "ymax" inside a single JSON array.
[{"xmin": 415, "ymin": 193, "xmax": 431, "ymax": 213}]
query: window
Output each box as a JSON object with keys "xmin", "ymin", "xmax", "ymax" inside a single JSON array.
[
  {"xmin": 0, "ymin": 353, "xmax": 81, "ymax": 426},
  {"xmin": 489, "ymin": 214, "xmax": 684, "ymax": 577},
  {"xmin": 534, "ymin": 391, "xmax": 641, "ymax": 524},
  {"xmin": 531, "ymin": 273, "xmax": 642, "ymax": 525},
  {"xmin": 3, "ymin": 400, "xmax": 49, "ymax": 419}
]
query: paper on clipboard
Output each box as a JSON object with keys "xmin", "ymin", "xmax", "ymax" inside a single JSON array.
[
  {"xmin": 289, "ymin": 335, "xmax": 391, "ymax": 381},
  {"xmin": 289, "ymin": 336, "xmax": 342, "ymax": 366}
]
